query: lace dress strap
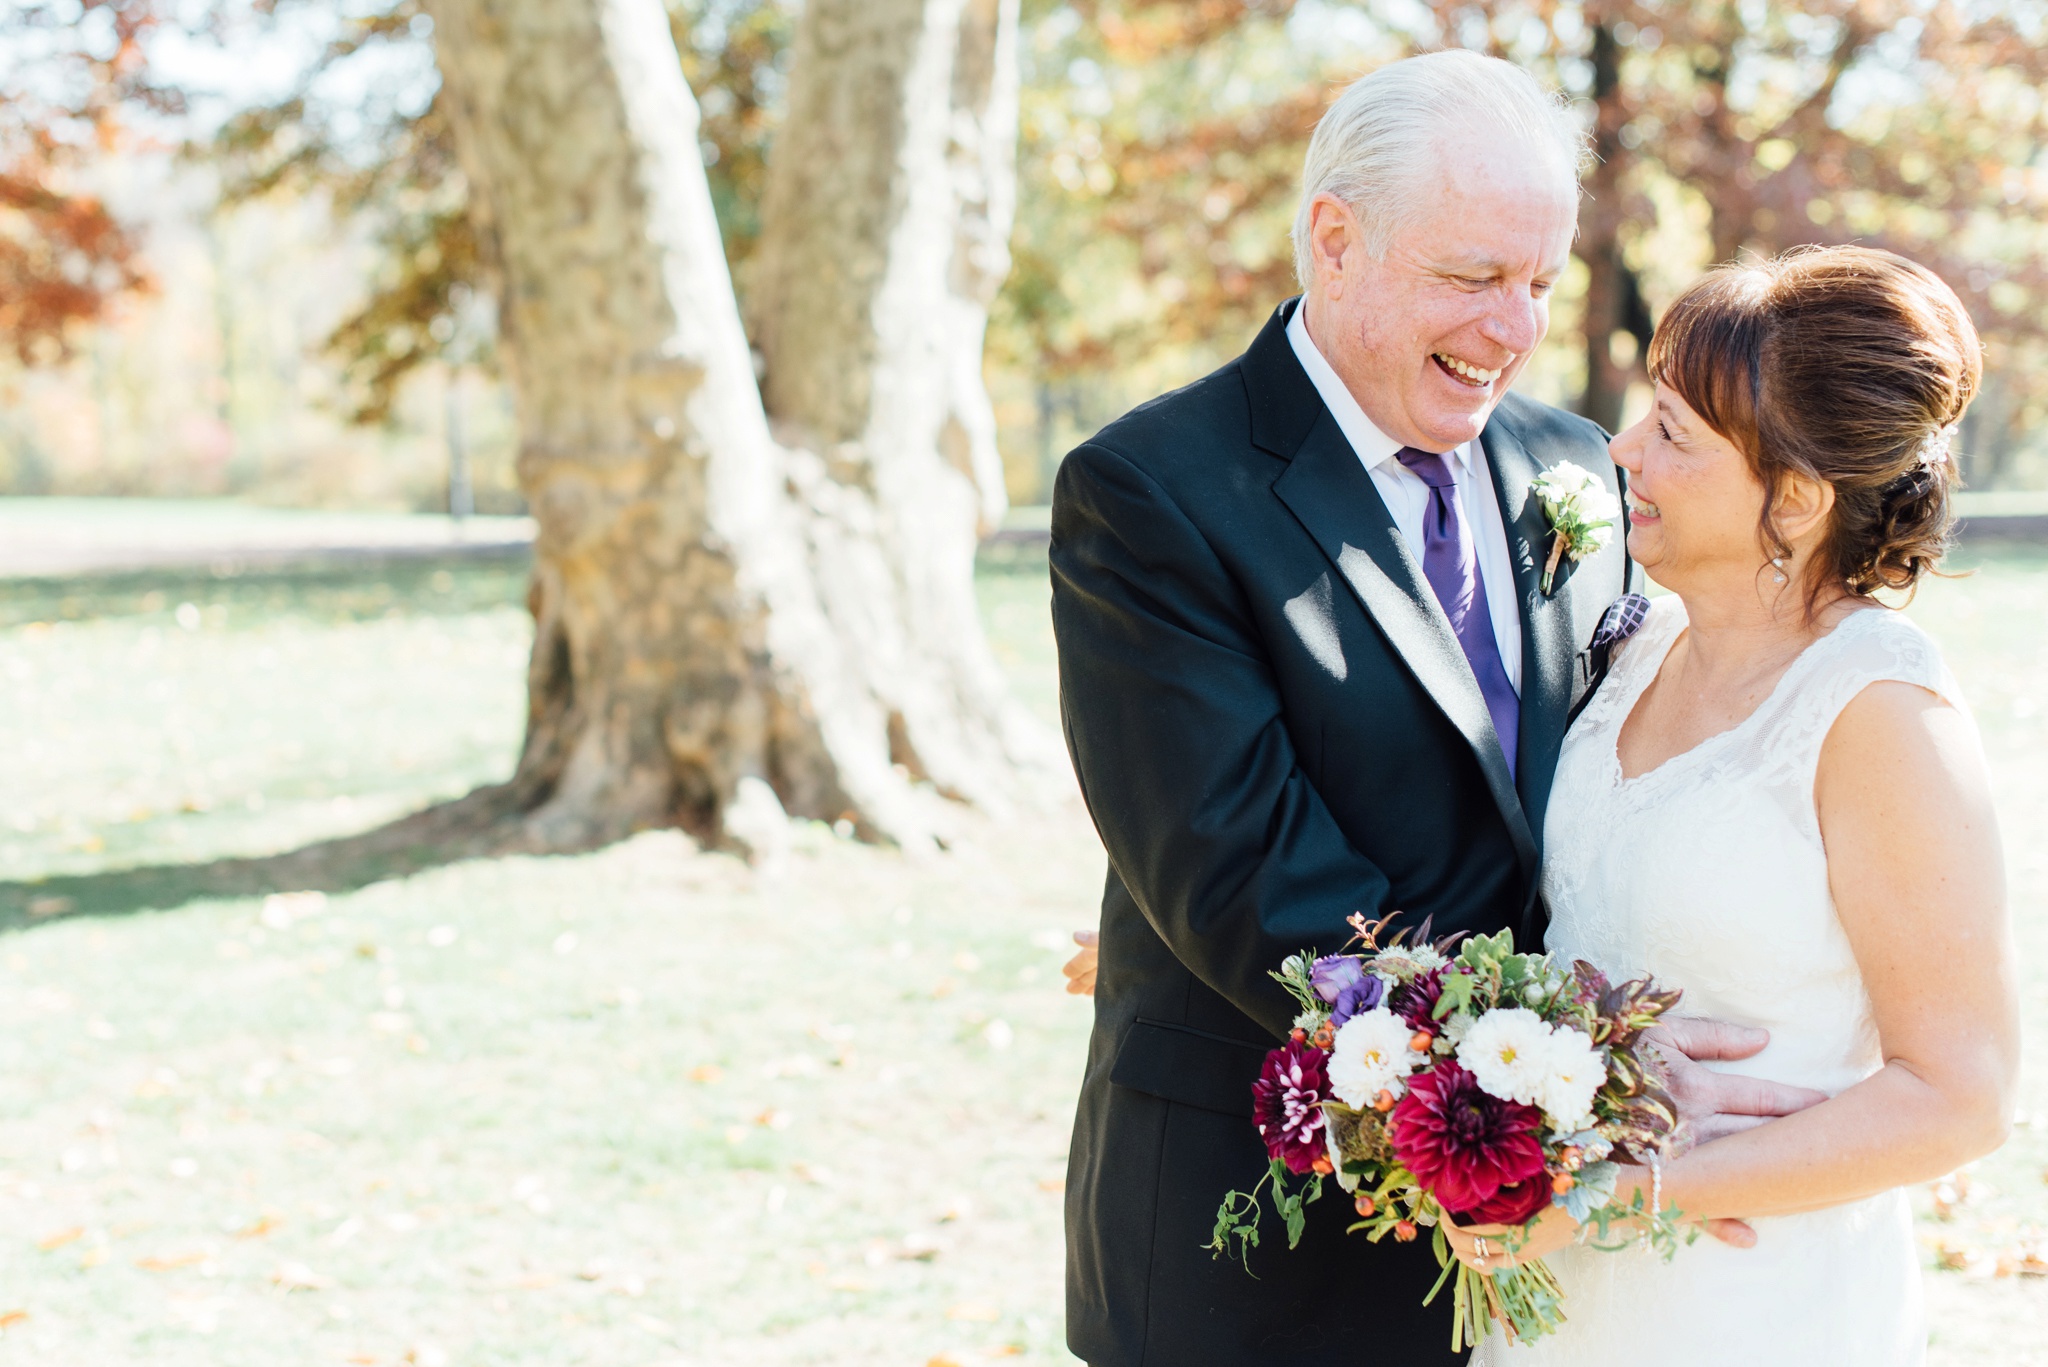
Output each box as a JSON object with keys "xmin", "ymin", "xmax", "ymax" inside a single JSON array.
[{"xmin": 1734, "ymin": 608, "xmax": 1968, "ymax": 840}]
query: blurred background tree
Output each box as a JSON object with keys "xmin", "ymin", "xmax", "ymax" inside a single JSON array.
[
  {"xmin": 0, "ymin": 0, "xmax": 161, "ymax": 366},
  {"xmin": 3, "ymin": 0, "xmax": 2046, "ymax": 501}
]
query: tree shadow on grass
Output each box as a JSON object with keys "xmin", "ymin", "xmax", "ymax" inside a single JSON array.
[{"xmin": 0, "ymin": 785, "xmax": 614, "ymax": 932}]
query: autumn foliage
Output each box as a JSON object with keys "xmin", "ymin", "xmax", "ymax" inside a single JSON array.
[{"xmin": 0, "ymin": 0, "xmax": 166, "ymax": 362}]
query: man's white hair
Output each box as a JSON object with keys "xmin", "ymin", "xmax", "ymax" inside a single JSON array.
[{"xmin": 1291, "ymin": 50, "xmax": 1592, "ymax": 287}]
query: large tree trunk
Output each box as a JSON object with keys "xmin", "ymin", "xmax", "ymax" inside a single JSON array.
[
  {"xmin": 744, "ymin": 0, "xmax": 1041, "ymax": 815},
  {"xmin": 421, "ymin": 0, "xmax": 1048, "ymax": 853}
]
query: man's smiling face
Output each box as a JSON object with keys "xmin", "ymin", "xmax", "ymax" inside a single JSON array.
[{"xmin": 1302, "ymin": 137, "xmax": 1579, "ymax": 453}]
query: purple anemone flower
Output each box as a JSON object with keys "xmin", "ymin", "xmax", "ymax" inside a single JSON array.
[{"xmin": 1311, "ymin": 954, "xmax": 1383, "ymax": 1028}]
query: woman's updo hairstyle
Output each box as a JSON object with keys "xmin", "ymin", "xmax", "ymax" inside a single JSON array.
[{"xmin": 1645, "ymin": 245, "xmax": 1982, "ymax": 604}]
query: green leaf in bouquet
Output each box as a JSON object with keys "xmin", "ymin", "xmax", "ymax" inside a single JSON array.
[
  {"xmin": 1278, "ymin": 1169, "xmax": 1325, "ymax": 1249},
  {"xmin": 1270, "ymin": 951, "xmax": 1324, "ymax": 1016},
  {"xmin": 1558, "ymin": 1160, "xmax": 1619, "ymax": 1223},
  {"xmin": 1434, "ymin": 968, "xmax": 1478, "ymax": 1020}
]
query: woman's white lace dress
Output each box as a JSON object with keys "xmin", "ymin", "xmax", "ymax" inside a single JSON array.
[{"xmin": 1474, "ymin": 597, "xmax": 1966, "ymax": 1367}]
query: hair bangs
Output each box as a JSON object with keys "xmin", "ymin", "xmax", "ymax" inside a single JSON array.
[{"xmin": 1645, "ymin": 270, "xmax": 1772, "ymax": 458}]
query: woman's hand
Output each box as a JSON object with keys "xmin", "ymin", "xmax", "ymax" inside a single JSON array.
[
  {"xmin": 1063, "ymin": 930, "xmax": 1099, "ymax": 996},
  {"xmin": 1441, "ymin": 1204, "xmax": 1578, "ymax": 1271}
]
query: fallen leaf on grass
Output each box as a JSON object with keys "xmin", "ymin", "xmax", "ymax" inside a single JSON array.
[
  {"xmin": 1929, "ymin": 1170, "xmax": 1971, "ymax": 1220},
  {"xmin": 272, "ymin": 1261, "xmax": 332, "ymax": 1291},
  {"xmin": 37, "ymin": 1227, "xmax": 83, "ymax": 1251},
  {"xmin": 946, "ymin": 1303, "xmax": 1000, "ymax": 1322},
  {"xmin": 898, "ymin": 1233, "xmax": 942, "ymax": 1262},
  {"xmin": 0, "ymin": 1310, "xmax": 26, "ymax": 1330},
  {"xmin": 926, "ymin": 1356, "xmax": 964, "ymax": 1367},
  {"xmin": 1037, "ymin": 1177, "xmax": 1065, "ymax": 1193},
  {"xmin": 235, "ymin": 1214, "xmax": 284, "ymax": 1239},
  {"xmin": 754, "ymin": 1108, "xmax": 792, "ymax": 1130},
  {"xmin": 138, "ymin": 1251, "xmax": 212, "ymax": 1272},
  {"xmin": 688, "ymin": 1065, "xmax": 723, "ymax": 1084},
  {"xmin": 346, "ymin": 1357, "xmax": 378, "ymax": 1365},
  {"xmin": 78, "ymin": 1247, "xmax": 107, "ymax": 1269}
]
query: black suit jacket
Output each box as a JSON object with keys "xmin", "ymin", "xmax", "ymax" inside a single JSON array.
[{"xmin": 1053, "ymin": 299, "xmax": 1633, "ymax": 1367}]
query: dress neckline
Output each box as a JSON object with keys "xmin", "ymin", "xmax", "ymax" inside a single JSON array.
[{"xmin": 1608, "ymin": 602, "xmax": 1884, "ymax": 789}]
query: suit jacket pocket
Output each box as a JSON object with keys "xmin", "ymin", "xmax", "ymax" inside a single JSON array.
[{"xmin": 1109, "ymin": 1018, "xmax": 1274, "ymax": 1119}]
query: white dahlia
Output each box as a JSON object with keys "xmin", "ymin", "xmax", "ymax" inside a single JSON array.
[
  {"xmin": 1537, "ymin": 1026, "xmax": 1607, "ymax": 1130},
  {"xmin": 1326, "ymin": 1007, "xmax": 1422, "ymax": 1109},
  {"xmin": 1455, "ymin": 1007, "xmax": 1554, "ymax": 1107}
]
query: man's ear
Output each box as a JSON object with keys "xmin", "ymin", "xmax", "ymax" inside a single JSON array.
[{"xmin": 1308, "ymin": 193, "xmax": 1358, "ymax": 302}]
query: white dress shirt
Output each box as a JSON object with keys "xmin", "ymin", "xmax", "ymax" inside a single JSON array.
[{"xmin": 1285, "ymin": 304, "xmax": 1524, "ymax": 692}]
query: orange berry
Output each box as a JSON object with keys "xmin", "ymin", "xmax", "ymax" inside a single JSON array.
[
  {"xmin": 1312, "ymin": 1023, "xmax": 1335, "ymax": 1050},
  {"xmin": 1354, "ymin": 1194, "xmax": 1376, "ymax": 1217},
  {"xmin": 1395, "ymin": 1220, "xmax": 1418, "ymax": 1242},
  {"xmin": 1408, "ymin": 1031, "xmax": 1433, "ymax": 1053},
  {"xmin": 1552, "ymin": 1173, "xmax": 1576, "ymax": 1195},
  {"xmin": 1290, "ymin": 1028, "xmax": 1307, "ymax": 1043},
  {"xmin": 1373, "ymin": 1089, "xmax": 1396, "ymax": 1113},
  {"xmin": 1312, "ymin": 1154, "xmax": 1334, "ymax": 1176}
]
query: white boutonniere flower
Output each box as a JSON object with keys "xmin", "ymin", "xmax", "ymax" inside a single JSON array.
[{"xmin": 1529, "ymin": 462, "xmax": 1621, "ymax": 595}]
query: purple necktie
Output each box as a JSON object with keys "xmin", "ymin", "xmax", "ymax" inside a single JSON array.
[{"xmin": 1394, "ymin": 447, "xmax": 1520, "ymax": 776}]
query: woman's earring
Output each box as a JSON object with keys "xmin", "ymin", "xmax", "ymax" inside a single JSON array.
[{"xmin": 1771, "ymin": 556, "xmax": 1788, "ymax": 585}]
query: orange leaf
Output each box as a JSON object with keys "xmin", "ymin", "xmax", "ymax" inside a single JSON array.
[{"xmin": 36, "ymin": 1227, "xmax": 83, "ymax": 1251}]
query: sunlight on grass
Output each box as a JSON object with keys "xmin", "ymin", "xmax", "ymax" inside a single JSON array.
[{"xmin": 0, "ymin": 545, "xmax": 2038, "ymax": 1364}]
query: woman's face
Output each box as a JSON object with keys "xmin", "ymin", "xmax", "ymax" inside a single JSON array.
[{"xmin": 1608, "ymin": 381, "xmax": 1776, "ymax": 596}]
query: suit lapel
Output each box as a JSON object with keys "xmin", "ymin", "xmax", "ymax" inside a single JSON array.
[
  {"xmin": 1270, "ymin": 411, "xmax": 1539, "ymax": 889},
  {"xmin": 1481, "ymin": 413, "xmax": 1575, "ymax": 860}
]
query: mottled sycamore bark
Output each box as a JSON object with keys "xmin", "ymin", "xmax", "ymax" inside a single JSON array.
[
  {"xmin": 747, "ymin": 0, "xmax": 1043, "ymax": 816},
  {"xmin": 420, "ymin": 0, "xmax": 1047, "ymax": 852}
]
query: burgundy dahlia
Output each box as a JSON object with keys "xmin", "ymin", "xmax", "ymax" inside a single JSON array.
[
  {"xmin": 1252, "ymin": 1039, "xmax": 1332, "ymax": 1175},
  {"xmin": 1388, "ymin": 967, "xmax": 1446, "ymax": 1036},
  {"xmin": 1389, "ymin": 1060, "xmax": 1547, "ymax": 1217},
  {"xmin": 1452, "ymin": 1172, "xmax": 1554, "ymax": 1226}
]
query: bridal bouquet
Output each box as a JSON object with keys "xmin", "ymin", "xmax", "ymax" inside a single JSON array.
[{"xmin": 1210, "ymin": 916, "xmax": 1694, "ymax": 1350}]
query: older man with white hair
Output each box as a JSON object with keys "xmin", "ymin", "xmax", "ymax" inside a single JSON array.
[{"xmin": 1051, "ymin": 50, "xmax": 1812, "ymax": 1364}]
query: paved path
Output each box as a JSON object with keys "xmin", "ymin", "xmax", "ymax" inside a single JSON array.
[
  {"xmin": 0, "ymin": 499, "xmax": 535, "ymax": 579},
  {"xmin": 0, "ymin": 493, "xmax": 2035, "ymax": 582}
]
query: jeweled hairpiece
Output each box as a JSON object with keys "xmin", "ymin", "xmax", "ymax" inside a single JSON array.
[{"xmin": 1916, "ymin": 422, "xmax": 1958, "ymax": 469}]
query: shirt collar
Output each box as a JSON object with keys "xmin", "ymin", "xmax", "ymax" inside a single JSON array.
[{"xmin": 1284, "ymin": 302, "xmax": 1473, "ymax": 478}]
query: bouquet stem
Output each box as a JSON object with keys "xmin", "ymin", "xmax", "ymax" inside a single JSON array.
[{"xmin": 1425, "ymin": 1229, "xmax": 1567, "ymax": 1352}]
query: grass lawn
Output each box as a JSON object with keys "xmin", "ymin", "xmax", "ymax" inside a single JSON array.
[{"xmin": 0, "ymin": 543, "xmax": 2042, "ymax": 1364}]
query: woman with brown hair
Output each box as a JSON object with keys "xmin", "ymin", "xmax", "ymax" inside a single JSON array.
[{"xmin": 1454, "ymin": 245, "xmax": 2018, "ymax": 1363}]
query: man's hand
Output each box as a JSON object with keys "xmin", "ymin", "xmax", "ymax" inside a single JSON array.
[
  {"xmin": 1647, "ymin": 1017, "xmax": 1827, "ymax": 1251},
  {"xmin": 1063, "ymin": 930, "xmax": 1099, "ymax": 996},
  {"xmin": 1650, "ymin": 1017, "xmax": 1829, "ymax": 1144}
]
